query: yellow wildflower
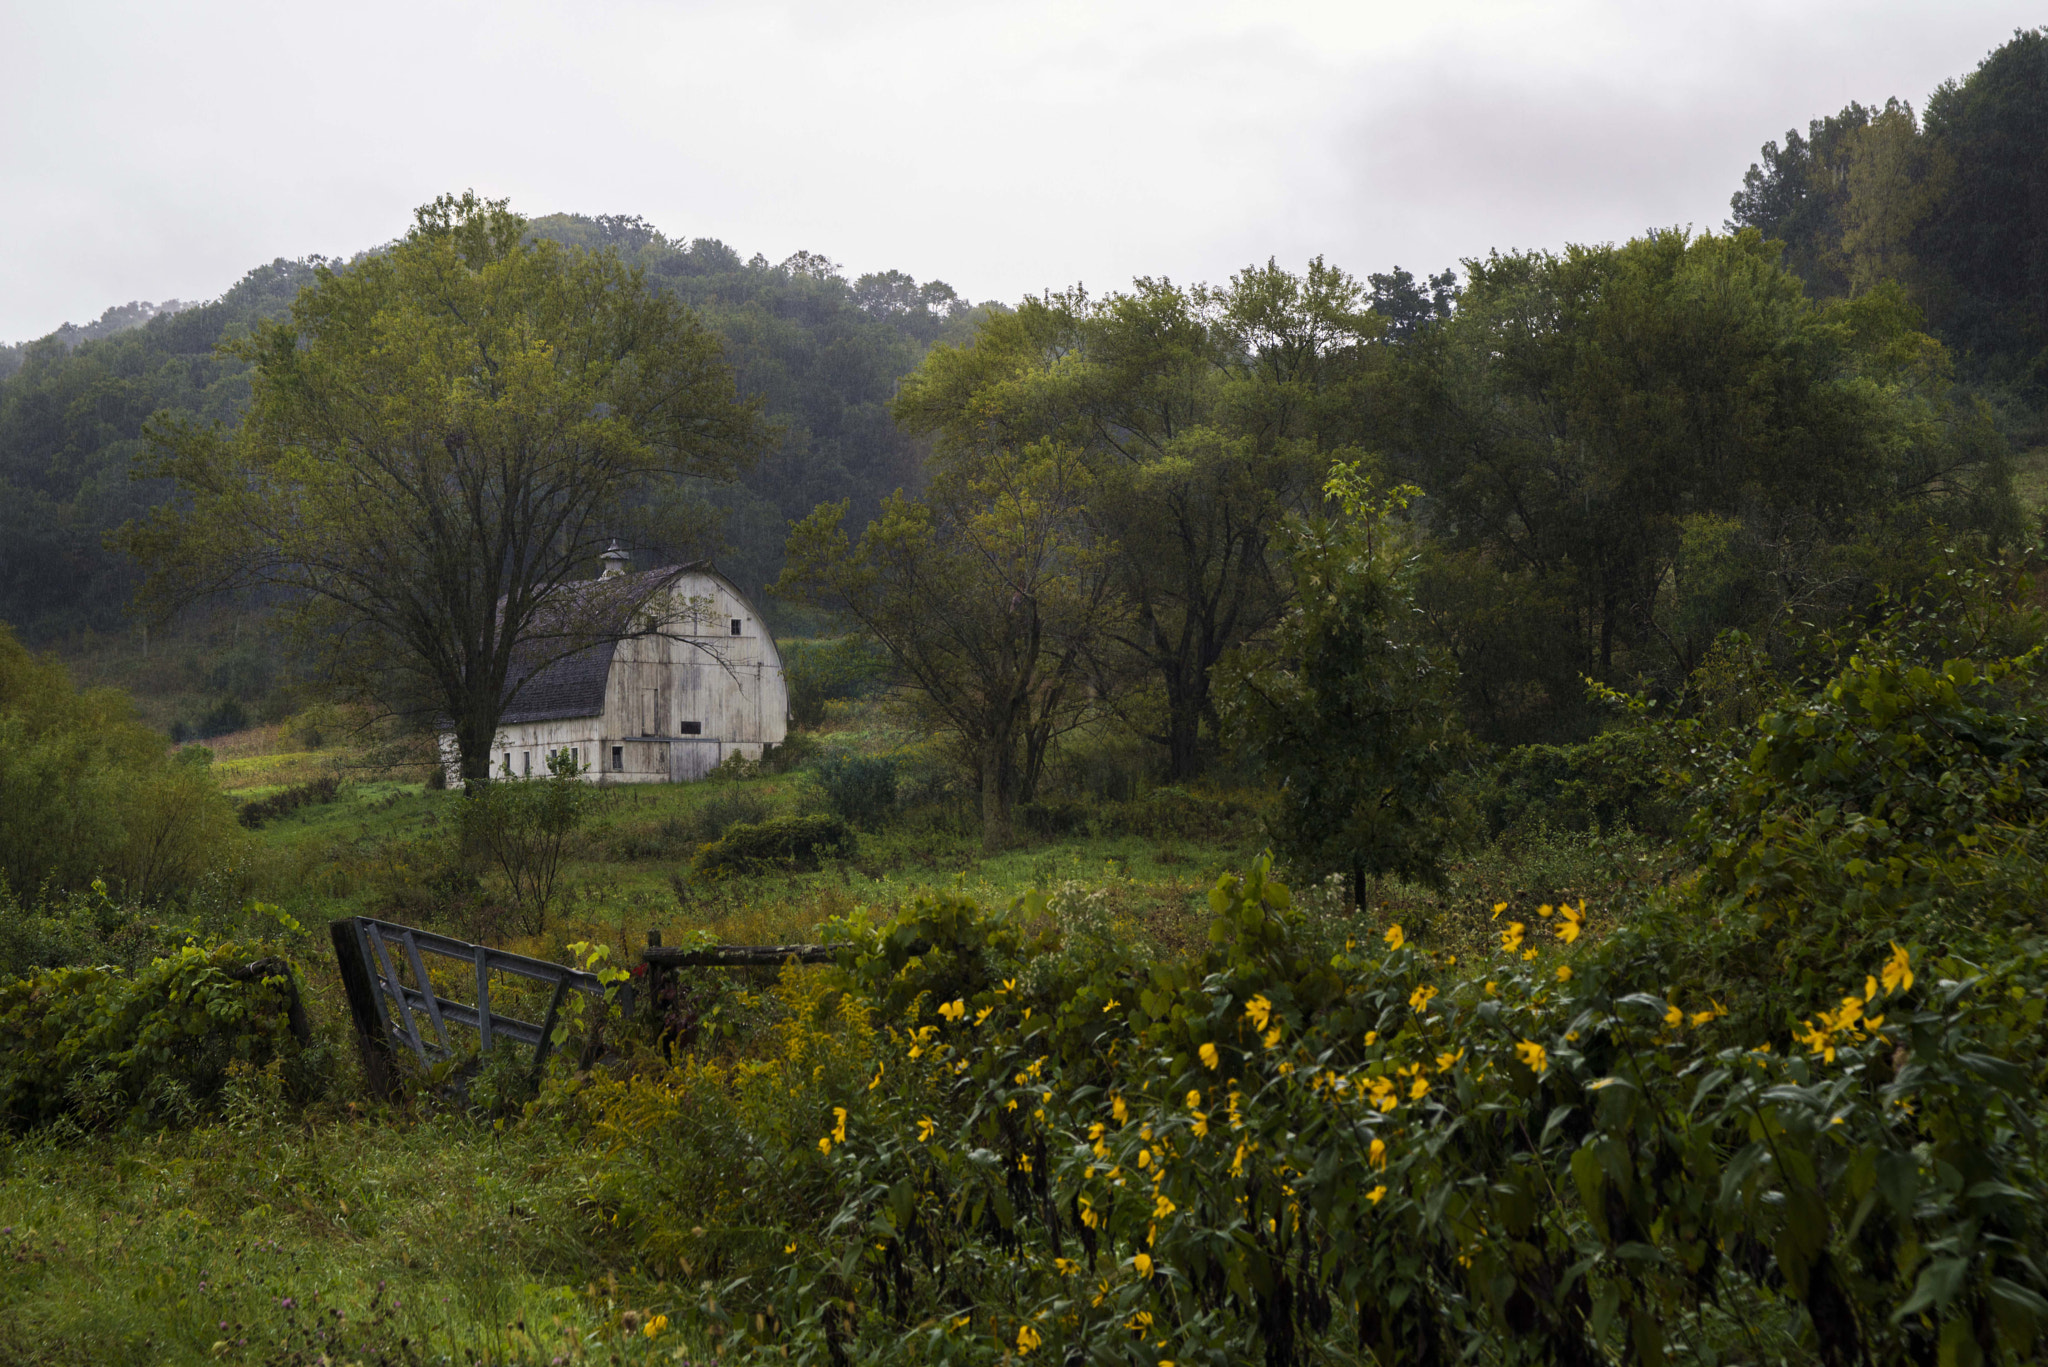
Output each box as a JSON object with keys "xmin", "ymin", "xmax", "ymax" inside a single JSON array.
[
  {"xmin": 644, "ymin": 1314, "xmax": 668, "ymax": 1339},
  {"xmin": 1515, "ymin": 1040, "xmax": 1549, "ymax": 1075},
  {"xmin": 1491, "ymin": 902, "xmax": 1508, "ymax": 920},
  {"xmin": 1154, "ymin": 1193, "xmax": 1176, "ymax": 1218},
  {"xmin": 917, "ymin": 1117, "xmax": 936, "ymax": 1142},
  {"xmin": 974, "ymin": 1006, "xmax": 994, "ymax": 1026},
  {"xmin": 1558, "ymin": 902, "xmax": 1585, "ymax": 944},
  {"xmin": 1384, "ymin": 924, "xmax": 1406, "ymax": 951},
  {"xmin": 832, "ymin": 1107, "xmax": 847, "ymax": 1142},
  {"xmin": 1882, "ymin": 943, "xmax": 1913, "ymax": 996},
  {"xmin": 1369, "ymin": 1137, "xmax": 1388, "ymax": 1169},
  {"xmin": 1017, "ymin": 1323, "xmax": 1042, "ymax": 1354},
  {"xmin": 1112, "ymin": 1095, "xmax": 1129, "ymax": 1125},
  {"xmin": 1199, "ymin": 1042, "xmax": 1220, "ymax": 1070},
  {"xmin": 1556, "ymin": 965, "xmax": 1573, "ymax": 983},
  {"xmin": 1262, "ymin": 1026, "xmax": 1283, "ymax": 1049},
  {"xmin": 1500, "ymin": 922, "xmax": 1525, "ymax": 953},
  {"xmin": 1133, "ymin": 1253, "xmax": 1154, "ymax": 1277},
  {"xmin": 1244, "ymin": 994, "xmax": 1272, "ymax": 1030},
  {"xmin": 1409, "ymin": 984, "xmax": 1438, "ymax": 1014},
  {"xmin": 938, "ymin": 999, "xmax": 966, "ymax": 1022},
  {"xmin": 1103, "ymin": 998, "xmax": 1121, "ymax": 1012}
]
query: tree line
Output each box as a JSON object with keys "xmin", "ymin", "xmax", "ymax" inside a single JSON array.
[{"xmin": 0, "ymin": 213, "xmax": 986, "ymax": 644}]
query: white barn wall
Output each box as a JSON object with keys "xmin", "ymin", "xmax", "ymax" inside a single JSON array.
[{"xmin": 441, "ymin": 567, "xmax": 789, "ymax": 787}]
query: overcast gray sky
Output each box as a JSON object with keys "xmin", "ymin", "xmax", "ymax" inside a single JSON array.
[{"xmin": 1, "ymin": 0, "xmax": 2038, "ymax": 343}]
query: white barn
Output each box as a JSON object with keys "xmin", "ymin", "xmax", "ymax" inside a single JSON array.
[{"xmin": 444, "ymin": 549, "xmax": 789, "ymax": 785}]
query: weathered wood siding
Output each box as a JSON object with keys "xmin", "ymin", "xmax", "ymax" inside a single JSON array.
[
  {"xmin": 445, "ymin": 568, "xmax": 789, "ymax": 786},
  {"xmin": 595, "ymin": 570, "xmax": 789, "ymax": 784}
]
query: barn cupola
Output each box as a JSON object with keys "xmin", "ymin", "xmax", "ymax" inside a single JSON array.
[{"xmin": 599, "ymin": 541, "xmax": 631, "ymax": 580}]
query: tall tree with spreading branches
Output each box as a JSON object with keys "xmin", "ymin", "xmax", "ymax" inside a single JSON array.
[{"xmin": 119, "ymin": 192, "xmax": 767, "ymax": 784}]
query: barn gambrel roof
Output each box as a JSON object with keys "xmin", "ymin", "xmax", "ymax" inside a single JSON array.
[{"xmin": 497, "ymin": 560, "xmax": 740, "ymax": 725}]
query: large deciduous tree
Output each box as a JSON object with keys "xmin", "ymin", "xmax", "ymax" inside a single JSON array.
[
  {"xmin": 778, "ymin": 438, "xmax": 1114, "ymax": 851},
  {"xmin": 894, "ymin": 261, "xmax": 1378, "ymax": 780},
  {"xmin": 119, "ymin": 193, "xmax": 766, "ymax": 784},
  {"xmin": 1378, "ymin": 228, "xmax": 2014, "ymax": 743}
]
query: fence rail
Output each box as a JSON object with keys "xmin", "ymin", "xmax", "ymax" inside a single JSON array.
[
  {"xmin": 329, "ymin": 916, "xmax": 627, "ymax": 1098},
  {"xmin": 329, "ymin": 920, "xmax": 856, "ymax": 1097}
]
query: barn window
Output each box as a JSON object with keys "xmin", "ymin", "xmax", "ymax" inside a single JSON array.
[
  {"xmin": 522, "ymin": 751, "xmax": 532, "ymax": 776},
  {"xmin": 501, "ymin": 752, "xmax": 512, "ymax": 776},
  {"xmin": 679, "ymin": 721, "xmax": 703, "ymax": 735},
  {"xmin": 611, "ymin": 745, "xmax": 624, "ymax": 772},
  {"xmin": 730, "ymin": 618, "xmax": 742, "ymax": 636}
]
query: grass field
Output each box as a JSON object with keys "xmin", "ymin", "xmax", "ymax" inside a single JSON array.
[{"xmin": 0, "ymin": 685, "xmax": 1682, "ymax": 1363}]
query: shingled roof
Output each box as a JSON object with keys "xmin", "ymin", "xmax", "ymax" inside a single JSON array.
[{"xmin": 497, "ymin": 562, "xmax": 702, "ymax": 724}]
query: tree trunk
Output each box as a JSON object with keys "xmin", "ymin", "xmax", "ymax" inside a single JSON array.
[
  {"xmin": 980, "ymin": 742, "xmax": 1016, "ymax": 852},
  {"xmin": 1165, "ymin": 683, "xmax": 1205, "ymax": 781}
]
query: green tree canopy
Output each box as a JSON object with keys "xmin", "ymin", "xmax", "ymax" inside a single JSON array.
[
  {"xmin": 119, "ymin": 193, "xmax": 767, "ymax": 782},
  {"xmin": 1217, "ymin": 464, "xmax": 1468, "ymax": 901},
  {"xmin": 779, "ymin": 438, "xmax": 1114, "ymax": 850},
  {"xmin": 894, "ymin": 260, "xmax": 1381, "ymax": 778},
  {"xmin": 1378, "ymin": 228, "xmax": 2012, "ymax": 743}
]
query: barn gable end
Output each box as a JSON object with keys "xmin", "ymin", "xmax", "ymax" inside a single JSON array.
[{"xmin": 440, "ymin": 559, "xmax": 789, "ymax": 785}]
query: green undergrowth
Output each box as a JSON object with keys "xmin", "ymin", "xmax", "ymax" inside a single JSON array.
[{"xmin": 0, "ymin": 1115, "xmax": 674, "ymax": 1366}]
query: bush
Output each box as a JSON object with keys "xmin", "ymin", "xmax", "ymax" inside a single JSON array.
[
  {"xmin": 236, "ymin": 774, "xmax": 341, "ymax": 828},
  {"xmin": 691, "ymin": 814, "xmax": 855, "ymax": 877},
  {"xmin": 578, "ymin": 852, "xmax": 2048, "ymax": 1366},
  {"xmin": 1481, "ymin": 727, "xmax": 1685, "ymax": 839},
  {"xmin": 0, "ymin": 625, "xmax": 243, "ymax": 905},
  {"xmin": 0, "ymin": 940, "xmax": 313, "ymax": 1131},
  {"xmin": 615, "ymin": 789, "xmax": 773, "ymax": 861},
  {"xmin": 456, "ymin": 753, "xmax": 596, "ymax": 933},
  {"xmin": 812, "ymin": 753, "xmax": 898, "ymax": 827},
  {"xmin": 194, "ymin": 695, "xmax": 249, "ymax": 739}
]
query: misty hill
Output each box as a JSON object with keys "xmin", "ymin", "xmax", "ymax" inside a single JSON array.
[{"xmin": 0, "ymin": 221, "xmax": 987, "ymax": 642}]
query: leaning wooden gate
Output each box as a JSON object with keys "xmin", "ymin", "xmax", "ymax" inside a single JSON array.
[{"xmin": 329, "ymin": 916, "xmax": 632, "ymax": 1099}]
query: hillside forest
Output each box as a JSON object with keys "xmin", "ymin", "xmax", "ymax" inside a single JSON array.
[{"xmin": 0, "ymin": 27, "xmax": 2046, "ymax": 1367}]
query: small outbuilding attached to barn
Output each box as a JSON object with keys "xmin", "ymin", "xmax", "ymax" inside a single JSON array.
[{"xmin": 440, "ymin": 547, "xmax": 789, "ymax": 785}]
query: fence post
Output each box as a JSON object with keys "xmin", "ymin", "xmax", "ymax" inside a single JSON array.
[{"xmin": 328, "ymin": 917, "xmax": 396, "ymax": 1100}]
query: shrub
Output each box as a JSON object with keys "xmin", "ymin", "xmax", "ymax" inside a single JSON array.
[
  {"xmin": 691, "ymin": 814, "xmax": 855, "ymax": 877},
  {"xmin": 0, "ymin": 940, "xmax": 314, "ymax": 1131},
  {"xmin": 194, "ymin": 695, "xmax": 249, "ymax": 739},
  {"xmin": 456, "ymin": 752, "xmax": 595, "ymax": 933},
  {"xmin": 0, "ymin": 624, "xmax": 243, "ymax": 905},
  {"xmin": 236, "ymin": 774, "xmax": 342, "ymax": 828},
  {"xmin": 580, "ymin": 855, "xmax": 2048, "ymax": 1366},
  {"xmin": 812, "ymin": 753, "xmax": 898, "ymax": 828},
  {"xmin": 1481, "ymin": 727, "xmax": 1685, "ymax": 839}
]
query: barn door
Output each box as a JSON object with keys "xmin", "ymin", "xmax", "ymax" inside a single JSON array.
[{"xmin": 670, "ymin": 740, "xmax": 720, "ymax": 782}]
